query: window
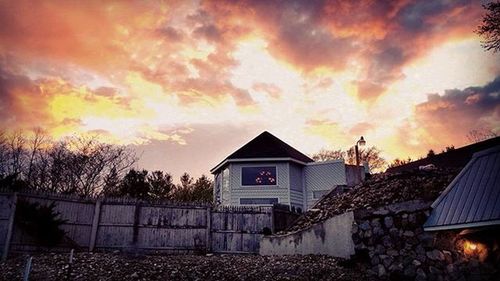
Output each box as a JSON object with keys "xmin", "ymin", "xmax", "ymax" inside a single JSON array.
[
  {"xmin": 221, "ymin": 168, "xmax": 230, "ymax": 205},
  {"xmin": 241, "ymin": 166, "xmax": 277, "ymax": 186},
  {"xmin": 240, "ymin": 198, "xmax": 278, "ymax": 205}
]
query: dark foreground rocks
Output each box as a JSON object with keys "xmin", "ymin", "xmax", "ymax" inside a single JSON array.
[{"xmin": 0, "ymin": 252, "xmax": 368, "ymax": 281}]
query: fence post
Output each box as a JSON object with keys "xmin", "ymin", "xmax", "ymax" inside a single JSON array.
[
  {"xmin": 89, "ymin": 199, "xmax": 102, "ymax": 252},
  {"xmin": 270, "ymin": 205, "xmax": 276, "ymax": 234},
  {"xmin": 2, "ymin": 192, "xmax": 17, "ymax": 261},
  {"xmin": 23, "ymin": 256, "xmax": 32, "ymax": 281},
  {"xmin": 206, "ymin": 206, "xmax": 212, "ymax": 253},
  {"xmin": 131, "ymin": 201, "xmax": 142, "ymax": 249}
]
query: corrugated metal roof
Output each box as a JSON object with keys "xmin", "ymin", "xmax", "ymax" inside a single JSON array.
[{"xmin": 424, "ymin": 145, "xmax": 500, "ymax": 231}]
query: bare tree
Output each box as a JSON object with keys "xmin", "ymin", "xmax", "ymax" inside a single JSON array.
[
  {"xmin": 476, "ymin": 1, "xmax": 500, "ymax": 53},
  {"xmin": 347, "ymin": 146, "xmax": 387, "ymax": 171},
  {"xmin": 25, "ymin": 129, "xmax": 48, "ymax": 188},
  {"xmin": 0, "ymin": 130, "xmax": 137, "ymax": 196},
  {"xmin": 387, "ymin": 157, "xmax": 413, "ymax": 169},
  {"xmin": 58, "ymin": 136, "xmax": 137, "ymax": 196},
  {"xmin": 0, "ymin": 131, "xmax": 8, "ymax": 176},
  {"xmin": 311, "ymin": 149, "xmax": 345, "ymax": 162},
  {"xmin": 312, "ymin": 146, "xmax": 387, "ymax": 172},
  {"xmin": 6, "ymin": 131, "xmax": 27, "ymax": 176}
]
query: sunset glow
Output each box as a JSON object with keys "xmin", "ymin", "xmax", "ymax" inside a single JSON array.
[{"xmin": 1, "ymin": 0, "xmax": 499, "ymax": 178}]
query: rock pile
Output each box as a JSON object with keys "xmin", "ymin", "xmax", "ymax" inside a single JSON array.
[
  {"xmin": 352, "ymin": 202, "xmax": 499, "ymax": 280},
  {"xmin": 284, "ymin": 169, "xmax": 459, "ymax": 234},
  {"xmin": 0, "ymin": 252, "xmax": 367, "ymax": 281}
]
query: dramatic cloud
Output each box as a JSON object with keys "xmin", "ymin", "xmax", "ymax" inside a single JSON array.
[
  {"xmin": 0, "ymin": 0, "xmax": 499, "ymax": 176},
  {"xmin": 414, "ymin": 76, "xmax": 500, "ymax": 144}
]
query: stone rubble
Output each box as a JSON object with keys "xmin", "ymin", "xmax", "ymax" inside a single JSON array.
[
  {"xmin": 351, "ymin": 202, "xmax": 499, "ymax": 280},
  {"xmin": 284, "ymin": 169, "xmax": 459, "ymax": 234},
  {"xmin": 0, "ymin": 252, "xmax": 367, "ymax": 281}
]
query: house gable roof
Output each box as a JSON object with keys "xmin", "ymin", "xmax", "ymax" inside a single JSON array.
[
  {"xmin": 211, "ymin": 131, "xmax": 314, "ymax": 173},
  {"xmin": 423, "ymin": 145, "xmax": 500, "ymax": 231}
]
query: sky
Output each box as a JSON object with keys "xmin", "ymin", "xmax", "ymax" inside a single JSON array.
[{"xmin": 1, "ymin": 0, "xmax": 499, "ymax": 180}]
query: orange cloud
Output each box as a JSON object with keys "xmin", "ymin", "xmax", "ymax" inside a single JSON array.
[
  {"xmin": 395, "ymin": 77, "xmax": 500, "ymax": 156},
  {"xmin": 0, "ymin": 0, "xmax": 498, "ymax": 176}
]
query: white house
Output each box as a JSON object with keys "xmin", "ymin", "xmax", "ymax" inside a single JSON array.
[{"xmin": 211, "ymin": 131, "xmax": 363, "ymax": 211}]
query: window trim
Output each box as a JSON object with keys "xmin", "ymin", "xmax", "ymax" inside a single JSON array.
[
  {"xmin": 239, "ymin": 197, "xmax": 280, "ymax": 206},
  {"xmin": 240, "ymin": 165, "xmax": 279, "ymax": 187}
]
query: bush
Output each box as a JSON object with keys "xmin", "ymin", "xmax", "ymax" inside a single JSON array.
[{"xmin": 15, "ymin": 199, "xmax": 67, "ymax": 247}]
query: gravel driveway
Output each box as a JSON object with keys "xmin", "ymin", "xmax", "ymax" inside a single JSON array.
[{"xmin": 0, "ymin": 252, "xmax": 368, "ymax": 281}]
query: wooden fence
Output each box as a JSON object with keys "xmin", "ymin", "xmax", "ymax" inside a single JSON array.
[{"xmin": 0, "ymin": 191, "xmax": 296, "ymax": 259}]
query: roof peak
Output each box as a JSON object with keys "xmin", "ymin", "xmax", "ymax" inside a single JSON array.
[{"xmin": 211, "ymin": 131, "xmax": 314, "ymax": 173}]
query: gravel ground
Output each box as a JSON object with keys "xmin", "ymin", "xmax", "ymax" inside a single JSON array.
[{"xmin": 0, "ymin": 252, "xmax": 368, "ymax": 281}]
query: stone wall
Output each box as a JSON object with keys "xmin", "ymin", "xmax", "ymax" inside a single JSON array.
[{"xmin": 352, "ymin": 200, "xmax": 499, "ymax": 280}]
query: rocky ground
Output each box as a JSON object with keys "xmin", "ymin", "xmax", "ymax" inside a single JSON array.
[
  {"xmin": 285, "ymin": 168, "xmax": 459, "ymax": 234},
  {"xmin": 0, "ymin": 252, "xmax": 368, "ymax": 281}
]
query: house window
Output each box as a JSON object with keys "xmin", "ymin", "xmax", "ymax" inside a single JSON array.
[
  {"xmin": 221, "ymin": 168, "xmax": 230, "ymax": 205},
  {"xmin": 241, "ymin": 166, "xmax": 277, "ymax": 186},
  {"xmin": 240, "ymin": 198, "xmax": 278, "ymax": 205}
]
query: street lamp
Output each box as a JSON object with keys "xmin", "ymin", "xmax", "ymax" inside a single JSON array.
[{"xmin": 355, "ymin": 136, "xmax": 366, "ymax": 167}]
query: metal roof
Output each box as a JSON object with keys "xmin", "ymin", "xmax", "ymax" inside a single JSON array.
[{"xmin": 424, "ymin": 145, "xmax": 500, "ymax": 231}]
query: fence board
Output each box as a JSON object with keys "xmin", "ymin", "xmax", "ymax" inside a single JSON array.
[
  {"xmin": 99, "ymin": 204, "xmax": 136, "ymax": 225},
  {"xmin": 0, "ymin": 192, "xmax": 283, "ymax": 255},
  {"xmin": 96, "ymin": 226, "xmax": 134, "ymax": 248},
  {"xmin": 0, "ymin": 196, "xmax": 13, "ymax": 220},
  {"xmin": 210, "ymin": 208, "xmax": 273, "ymax": 253}
]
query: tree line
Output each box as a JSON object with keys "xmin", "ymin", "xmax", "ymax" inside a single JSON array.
[
  {"xmin": 0, "ymin": 130, "xmax": 212, "ymax": 202},
  {"xmin": 311, "ymin": 146, "xmax": 387, "ymax": 172}
]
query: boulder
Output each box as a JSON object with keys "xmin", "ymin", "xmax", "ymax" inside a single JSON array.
[
  {"xmin": 426, "ymin": 250, "xmax": 445, "ymax": 261},
  {"xmin": 384, "ymin": 217, "xmax": 394, "ymax": 228},
  {"xmin": 416, "ymin": 268, "xmax": 427, "ymax": 281}
]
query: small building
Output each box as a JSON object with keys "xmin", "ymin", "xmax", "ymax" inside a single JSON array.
[
  {"xmin": 210, "ymin": 131, "xmax": 363, "ymax": 211},
  {"xmin": 424, "ymin": 145, "xmax": 500, "ymax": 261}
]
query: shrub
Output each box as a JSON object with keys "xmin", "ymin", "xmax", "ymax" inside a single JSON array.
[{"xmin": 15, "ymin": 199, "xmax": 67, "ymax": 247}]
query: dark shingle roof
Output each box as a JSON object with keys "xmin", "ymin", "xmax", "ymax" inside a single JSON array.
[
  {"xmin": 424, "ymin": 145, "xmax": 500, "ymax": 231},
  {"xmin": 211, "ymin": 131, "xmax": 314, "ymax": 173}
]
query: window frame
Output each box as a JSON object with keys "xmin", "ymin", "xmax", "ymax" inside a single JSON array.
[
  {"xmin": 240, "ymin": 165, "xmax": 279, "ymax": 187},
  {"xmin": 239, "ymin": 197, "xmax": 279, "ymax": 206}
]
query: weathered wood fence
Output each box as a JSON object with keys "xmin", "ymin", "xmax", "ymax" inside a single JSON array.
[{"xmin": 0, "ymin": 191, "xmax": 295, "ymax": 259}]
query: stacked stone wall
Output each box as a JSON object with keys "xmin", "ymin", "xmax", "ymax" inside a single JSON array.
[{"xmin": 352, "ymin": 200, "xmax": 498, "ymax": 280}]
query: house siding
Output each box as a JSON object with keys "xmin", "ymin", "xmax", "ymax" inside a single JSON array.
[
  {"xmin": 304, "ymin": 161, "xmax": 347, "ymax": 209},
  {"xmin": 290, "ymin": 190, "xmax": 304, "ymax": 212},
  {"xmin": 289, "ymin": 163, "xmax": 304, "ymax": 210},
  {"xmin": 228, "ymin": 162, "xmax": 290, "ymax": 206}
]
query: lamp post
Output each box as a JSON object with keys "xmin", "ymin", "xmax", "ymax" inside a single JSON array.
[
  {"xmin": 355, "ymin": 136, "xmax": 366, "ymax": 167},
  {"xmin": 355, "ymin": 136, "xmax": 366, "ymax": 183}
]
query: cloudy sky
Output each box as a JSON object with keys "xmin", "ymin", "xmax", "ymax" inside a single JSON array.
[{"xmin": 1, "ymin": 0, "xmax": 499, "ymax": 179}]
